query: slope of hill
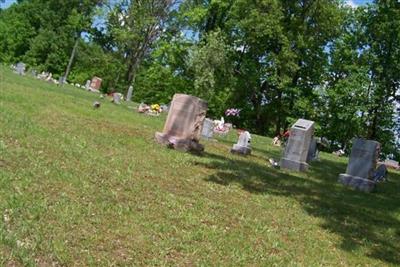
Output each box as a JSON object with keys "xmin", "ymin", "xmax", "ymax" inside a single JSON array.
[{"xmin": 1, "ymin": 66, "xmax": 399, "ymax": 266}]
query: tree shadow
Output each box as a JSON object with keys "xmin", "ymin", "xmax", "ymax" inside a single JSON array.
[{"xmin": 196, "ymin": 151, "xmax": 400, "ymax": 264}]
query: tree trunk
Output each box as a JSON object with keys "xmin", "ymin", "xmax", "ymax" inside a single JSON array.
[
  {"xmin": 125, "ymin": 52, "xmax": 142, "ymax": 100},
  {"xmin": 62, "ymin": 37, "xmax": 79, "ymax": 85},
  {"xmin": 275, "ymin": 90, "xmax": 283, "ymax": 136}
]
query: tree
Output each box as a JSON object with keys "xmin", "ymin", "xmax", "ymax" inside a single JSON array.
[{"xmin": 108, "ymin": 0, "xmax": 176, "ymax": 100}]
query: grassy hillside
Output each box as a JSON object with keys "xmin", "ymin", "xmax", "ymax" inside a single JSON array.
[{"xmin": 1, "ymin": 66, "xmax": 399, "ymax": 266}]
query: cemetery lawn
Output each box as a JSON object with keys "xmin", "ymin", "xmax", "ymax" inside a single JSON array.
[{"xmin": 1, "ymin": 66, "xmax": 400, "ymax": 267}]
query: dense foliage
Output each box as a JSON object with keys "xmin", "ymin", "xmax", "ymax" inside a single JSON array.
[{"xmin": 0, "ymin": 0, "xmax": 399, "ymax": 158}]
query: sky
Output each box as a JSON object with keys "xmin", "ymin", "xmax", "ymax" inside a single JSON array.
[
  {"xmin": 1, "ymin": 0, "xmax": 374, "ymax": 9},
  {"xmin": 0, "ymin": 0, "xmax": 15, "ymax": 9}
]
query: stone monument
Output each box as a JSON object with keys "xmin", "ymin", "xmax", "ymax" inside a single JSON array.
[
  {"xmin": 90, "ymin": 77, "xmax": 102, "ymax": 91},
  {"xmin": 15, "ymin": 62, "xmax": 26, "ymax": 75},
  {"xmin": 113, "ymin": 93, "xmax": 122, "ymax": 104},
  {"xmin": 338, "ymin": 138, "xmax": 380, "ymax": 192},
  {"xmin": 280, "ymin": 119, "xmax": 315, "ymax": 171},
  {"xmin": 126, "ymin": 85, "xmax": 133, "ymax": 101},
  {"xmin": 201, "ymin": 118, "xmax": 214, "ymax": 139},
  {"xmin": 155, "ymin": 93, "xmax": 207, "ymax": 152},
  {"xmin": 231, "ymin": 131, "xmax": 251, "ymax": 155}
]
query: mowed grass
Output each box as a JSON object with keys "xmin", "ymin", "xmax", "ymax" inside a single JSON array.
[{"xmin": 0, "ymin": 66, "xmax": 399, "ymax": 266}]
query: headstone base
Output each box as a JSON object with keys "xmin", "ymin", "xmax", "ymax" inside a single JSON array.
[
  {"xmin": 155, "ymin": 132, "xmax": 204, "ymax": 152},
  {"xmin": 230, "ymin": 145, "xmax": 251, "ymax": 155},
  {"xmin": 338, "ymin": 174, "xmax": 376, "ymax": 192},
  {"xmin": 280, "ymin": 158, "xmax": 309, "ymax": 172}
]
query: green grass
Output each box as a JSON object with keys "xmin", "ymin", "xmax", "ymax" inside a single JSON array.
[{"xmin": 1, "ymin": 65, "xmax": 399, "ymax": 266}]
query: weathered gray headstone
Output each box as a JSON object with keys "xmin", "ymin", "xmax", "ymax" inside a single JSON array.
[
  {"xmin": 280, "ymin": 119, "xmax": 315, "ymax": 171},
  {"xmin": 231, "ymin": 131, "xmax": 251, "ymax": 155},
  {"xmin": 15, "ymin": 62, "xmax": 26, "ymax": 75},
  {"xmin": 155, "ymin": 94, "xmax": 207, "ymax": 152},
  {"xmin": 338, "ymin": 138, "xmax": 380, "ymax": 192},
  {"xmin": 160, "ymin": 104, "xmax": 169, "ymax": 113},
  {"xmin": 201, "ymin": 118, "xmax": 214, "ymax": 139},
  {"xmin": 113, "ymin": 93, "xmax": 122, "ymax": 104},
  {"xmin": 126, "ymin": 85, "xmax": 133, "ymax": 102}
]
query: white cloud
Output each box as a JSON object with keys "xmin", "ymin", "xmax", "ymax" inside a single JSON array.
[{"xmin": 346, "ymin": 0, "xmax": 358, "ymax": 8}]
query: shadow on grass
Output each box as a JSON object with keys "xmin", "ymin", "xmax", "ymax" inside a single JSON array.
[{"xmin": 197, "ymin": 151, "xmax": 400, "ymax": 264}]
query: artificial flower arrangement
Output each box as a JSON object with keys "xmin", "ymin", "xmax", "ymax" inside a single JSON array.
[
  {"xmin": 151, "ymin": 104, "xmax": 161, "ymax": 113},
  {"xmin": 224, "ymin": 108, "xmax": 241, "ymax": 129},
  {"xmin": 225, "ymin": 108, "xmax": 240, "ymax": 117}
]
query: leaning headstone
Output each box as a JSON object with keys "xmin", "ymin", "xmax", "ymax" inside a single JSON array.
[
  {"xmin": 338, "ymin": 138, "xmax": 380, "ymax": 192},
  {"xmin": 201, "ymin": 118, "xmax": 214, "ymax": 139},
  {"xmin": 280, "ymin": 119, "xmax": 315, "ymax": 171},
  {"xmin": 90, "ymin": 77, "xmax": 102, "ymax": 91},
  {"xmin": 307, "ymin": 137, "xmax": 318, "ymax": 162},
  {"xmin": 15, "ymin": 62, "xmax": 26, "ymax": 75},
  {"xmin": 126, "ymin": 85, "xmax": 133, "ymax": 102},
  {"xmin": 155, "ymin": 93, "xmax": 207, "ymax": 152},
  {"xmin": 231, "ymin": 131, "xmax": 251, "ymax": 155}
]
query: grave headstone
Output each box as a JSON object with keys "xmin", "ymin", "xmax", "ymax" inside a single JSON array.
[
  {"xmin": 15, "ymin": 62, "xmax": 26, "ymax": 75},
  {"xmin": 90, "ymin": 77, "xmax": 102, "ymax": 91},
  {"xmin": 155, "ymin": 93, "xmax": 207, "ymax": 152},
  {"xmin": 280, "ymin": 119, "xmax": 315, "ymax": 171},
  {"xmin": 338, "ymin": 138, "xmax": 380, "ymax": 192},
  {"xmin": 201, "ymin": 118, "xmax": 214, "ymax": 139},
  {"xmin": 113, "ymin": 93, "xmax": 122, "ymax": 104},
  {"xmin": 126, "ymin": 85, "xmax": 133, "ymax": 101},
  {"xmin": 231, "ymin": 131, "xmax": 251, "ymax": 155},
  {"xmin": 160, "ymin": 104, "xmax": 169, "ymax": 113},
  {"xmin": 30, "ymin": 69, "xmax": 37, "ymax": 77}
]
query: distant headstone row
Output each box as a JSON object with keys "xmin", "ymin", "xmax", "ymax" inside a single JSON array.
[{"xmin": 154, "ymin": 97, "xmax": 389, "ymax": 193}]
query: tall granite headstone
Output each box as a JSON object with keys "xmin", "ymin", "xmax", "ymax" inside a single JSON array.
[
  {"xmin": 201, "ymin": 118, "xmax": 214, "ymax": 139},
  {"xmin": 280, "ymin": 119, "xmax": 315, "ymax": 171},
  {"xmin": 338, "ymin": 138, "xmax": 380, "ymax": 192},
  {"xmin": 90, "ymin": 77, "xmax": 102, "ymax": 91},
  {"xmin": 155, "ymin": 94, "xmax": 207, "ymax": 152},
  {"xmin": 126, "ymin": 85, "xmax": 133, "ymax": 102}
]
